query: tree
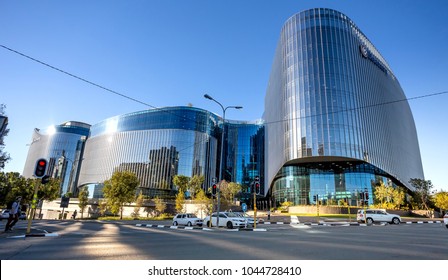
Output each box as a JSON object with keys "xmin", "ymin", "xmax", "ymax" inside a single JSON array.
[
  {"xmin": 175, "ymin": 190, "xmax": 185, "ymax": 213},
  {"xmin": 173, "ymin": 175, "xmax": 189, "ymax": 194},
  {"xmin": 103, "ymin": 171, "xmax": 140, "ymax": 219},
  {"xmin": 0, "ymin": 172, "xmax": 26, "ymax": 206},
  {"xmin": 409, "ymin": 178, "xmax": 434, "ymax": 210},
  {"xmin": 433, "ymin": 191, "xmax": 448, "ymax": 213},
  {"xmin": 132, "ymin": 191, "xmax": 144, "ymax": 218},
  {"xmin": 194, "ymin": 188, "xmax": 210, "ymax": 218},
  {"xmin": 188, "ymin": 175, "xmax": 204, "ymax": 199},
  {"xmin": 0, "ymin": 104, "xmax": 11, "ymax": 171},
  {"xmin": 78, "ymin": 186, "xmax": 89, "ymax": 219},
  {"xmin": 153, "ymin": 196, "xmax": 166, "ymax": 217},
  {"xmin": 373, "ymin": 181, "xmax": 404, "ymax": 209},
  {"xmin": 219, "ymin": 181, "xmax": 242, "ymax": 205},
  {"xmin": 39, "ymin": 177, "xmax": 61, "ymax": 201}
]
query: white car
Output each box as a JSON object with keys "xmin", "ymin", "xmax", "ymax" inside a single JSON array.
[
  {"xmin": 0, "ymin": 209, "xmax": 9, "ymax": 220},
  {"xmin": 234, "ymin": 212, "xmax": 257, "ymax": 227},
  {"xmin": 203, "ymin": 212, "xmax": 247, "ymax": 229},
  {"xmin": 0, "ymin": 210, "xmax": 26, "ymax": 220},
  {"xmin": 357, "ymin": 209, "xmax": 401, "ymax": 224},
  {"xmin": 172, "ymin": 213, "xmax": 203, "ymax": 226}
]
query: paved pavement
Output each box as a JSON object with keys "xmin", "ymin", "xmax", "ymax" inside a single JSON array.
[
  {"xmin": 1, "ymin": 214, "xmax": 444, "ymax": 238},
  {"xmin": 0, "ymin": 225, "xmax": 57, "ymax": 239}
]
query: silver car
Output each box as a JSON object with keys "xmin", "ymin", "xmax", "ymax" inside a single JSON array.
[
  {"xmin": 172, "ymin": 213, "xmax": 203, "ymax": 227},
  {"xmin": 203, "ymin": 212, "xmax": 246, "ymax": 229},
  {"xmin": 357, "ymin": 209, "xmax": 401, "ymax": 224}
]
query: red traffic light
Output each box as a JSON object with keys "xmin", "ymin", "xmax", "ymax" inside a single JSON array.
[
  {"xmin": 212, "ymin": 184, "xmax": 217, "ymax": 196},
  {"xmin": 34, "ymin": 158, "xmax": 48, "ymax": 178},
  {"xmin": 255, "ymin": 182, "xmax": 260, "ymax": 194}
]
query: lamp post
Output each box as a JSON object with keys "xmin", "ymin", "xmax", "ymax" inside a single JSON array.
[{"xmin": 204, "ymin": 94, "xmax": 242, "ymax": 227}]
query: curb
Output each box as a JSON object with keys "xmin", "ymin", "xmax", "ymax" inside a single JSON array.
[
  {"xmin": 136, "ymin": 224, "xmax": 211, "ymax": 231},
  {"xmin": 135, "ymin": 224, "xmax": 267, "ymax": 231},
  {"xmin": 404, "ymin": 221, "xmax": 442, "ymax": 224},
  {"xmin": 7, "ymin": 231, "xmax": 59, "ymax": 239}
]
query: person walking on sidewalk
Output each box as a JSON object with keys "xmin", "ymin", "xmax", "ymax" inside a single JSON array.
[{"xmin": 4, "ymin": 196, "xmax": 22, "ymax": 232}]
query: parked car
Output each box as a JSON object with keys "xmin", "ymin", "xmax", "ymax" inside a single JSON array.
[
  {"xmin": 0, "ymin": 210, "xmax": 26, "ymax": 220},
  {"xmin": 357, "ymin": 209, "xmax": 401, "ymax": 224},
  {"xmin": 0, "ymin": 209, "xmax": 10, "ymax": 220},
  {"xmin": 203, "ymin": 212, "xmax": 247, "ymax": 229},
  {"xmin": 172, "ymin": 213, "xmax": 203, "ymax": 226},
  {"xmin": 234, "ymin": 212, "xmax": 257, "ymax": 227},
  {"xmin": 444, "ymin": 213, "xmax": 448, "ymax": 229}
]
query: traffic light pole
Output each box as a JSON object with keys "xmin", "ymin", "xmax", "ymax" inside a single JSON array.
[
  {"xmin": 204, "ymin": 94, "xmax": 242, "ymax": 229},
  {"xmin": 26, "ymin": 180, "xmax": 40, "ymax": 234},
  {"xmin": 27, "ymin": 159, "xmax": 48, "ymax": 234},
  {"xmin": 253, "ymin": 192, "xmax": 257, "ymax": 229}
]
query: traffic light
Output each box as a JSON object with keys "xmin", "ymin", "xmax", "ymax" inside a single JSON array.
[
  {"xmin": 212, "ymin": 184, "xmax": 217, "ymax": 196},
  {"xmin": 364, "ymin": 191, "xmax": 369, "ymax": 200},
  {"xmin": 41, "ymin": 175, "xmax": 50, "ymax": 184},
  {"xmin": 359, "ymin": 192, "xmax": 364, "ymax": 200},
  {"xmin": 313, "ymin": 195, "xmax": 317, "ymax": 202},
  {"xmin": 34, "ymin": 158, "xmax": 47, "ymax": 178},
  {"xmin": 255, "ymin": 182, "xmax": 260, "ymax": 194}
]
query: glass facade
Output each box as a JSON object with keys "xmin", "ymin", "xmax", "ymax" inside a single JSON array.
[
  {"xmin": 264, "ymin": 8, "xmax": 424, "ymax": 206},
  {"xmin": 23, "ymin": 121, "xmax": 90, "ymax": 196},
  {"xmin": 224, "ymin": 120, "xmax": 264, "ymax": 191},
  {"xmin": 78, "ymin": 107, "xmax": 221, "ymax": 197},
  {"xmin": 22, "ymin": 8, "xmax": 424, "ymax": 206}
]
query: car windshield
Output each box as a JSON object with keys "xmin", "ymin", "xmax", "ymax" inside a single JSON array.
[{"xmin": 225, "ymin": 212, "xmax": 239, "ymax": 217}]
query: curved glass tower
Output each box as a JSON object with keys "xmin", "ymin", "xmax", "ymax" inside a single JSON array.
[
  {"xmin": 23, "ymin": 121, "xmax": 90, "ymax": 196},
  {"xmin": 264, "ymin": 8, "xmax": 424, "ymax": 206},
  {"xmin": 78, "ymin": 107, "xmax": 221, "ymax": 197}
]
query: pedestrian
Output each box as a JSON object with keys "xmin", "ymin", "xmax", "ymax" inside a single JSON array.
[
  {"xmin": 267, "ymin": 209, "xmax": 271, "ymax": 220},
  {"xmin": 72, "ymin": 210, "xmax": 77, "ymax": 219},
  {"xmin": 4, "ymin": 196, "xmax": 22, "ymax": 232}
]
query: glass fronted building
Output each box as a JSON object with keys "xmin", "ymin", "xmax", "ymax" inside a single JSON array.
[
  {"xmin": 22, "ymin": 121, "xmax": 90, "ymax": 196},
  {"xmin": 22, "ymin": 8, "xmax": 424, "ymax": 206},
  {"xmin": 224, "ymin": 120, "xmax": 265, "ymax": 204},
  {"xmin": 264, "ymin": 8, "xmax": 424, "ymax": 206},
  {"xmin": 78, "ymin": 107, "xmax": 221, "ymax": 197}
]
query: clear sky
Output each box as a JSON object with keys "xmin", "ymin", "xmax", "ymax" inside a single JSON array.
[{"xmin": 1, "ymin": 0, "xmax": 447, "ymax": 191}]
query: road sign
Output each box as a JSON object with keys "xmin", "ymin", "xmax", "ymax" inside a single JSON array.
[
  {"xmin": 60, "ymin": 197, "xmax": 70, "ymax": 208},
  {"xmin": 242, "ymin": 203, "xmax": 247, "ymax": 212}
]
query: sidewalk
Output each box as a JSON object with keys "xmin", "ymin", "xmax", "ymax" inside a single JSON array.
[{"xmin": 0, "ymin": 226, "xmax": 55, "ymax": 239}]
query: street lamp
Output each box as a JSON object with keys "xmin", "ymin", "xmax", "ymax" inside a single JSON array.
[{"xmin": 204, "ymin": 94, "xmax": 242, "ymax": 227}]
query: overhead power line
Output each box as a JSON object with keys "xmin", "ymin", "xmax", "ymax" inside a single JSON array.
[{"xmin": 2, "ymin": 44, "xmax": 447, "ymax": 129}]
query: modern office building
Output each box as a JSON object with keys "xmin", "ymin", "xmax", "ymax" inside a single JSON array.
[
  {"xmin": 264, "ymin": 8, "xmax": 424, "ymax": 206},
  {"xmin": 22, "ymin": 121, "xmax": 90, "ymax": 196},
  {"xmin": 77, "ymin": 107, "xmax": 220, "ymax": 197},
  {"xmin": 76, "ymin": 107, "xmax": 264, "ymax": 199},
  {"xmin": 22, "ymin": 8, "xmax": 424, "ymax": 207}
]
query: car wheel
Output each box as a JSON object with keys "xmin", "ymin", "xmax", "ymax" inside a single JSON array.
[
  {"xmin": 445, "ymin": 224, "xmax": 448, "ymax": 229},
  {"xmin": 366, "ymin": 218, "xmax": 374, "ymax": 224},
  {"xmin": 391, "ymin": 217, "xmax": 400, "ymax": 225},
  {"xmin": 226, "ymin": 221, "xmax": 234, "ymax": 229},
  {"xmin": 173, "ymin": 221, "xmax": 178, "ymax": 226},
  {"xmin": 187, "ymin": 221, "xmax": 192, "ymax": 226}
]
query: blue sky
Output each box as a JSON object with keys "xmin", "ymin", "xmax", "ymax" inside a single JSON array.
[{"xmin": 1, "ymin": 0, "xmax": 447, "ymax": 191}]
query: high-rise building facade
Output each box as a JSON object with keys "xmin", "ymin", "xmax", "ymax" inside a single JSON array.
[
  {"xmin": 264, "ymin": 8, "xmax": 424, "ymax": 206},
  {"xmin": 22, "ymin": 121, "xmax": 90, "ymax": 196},
  {"xmin": 77, "ymin": 107, "xmax": 221, "ymax": 197},
  {"xmin": 22, "ymin": 8, "xmax": 424, "ymax": 207}
]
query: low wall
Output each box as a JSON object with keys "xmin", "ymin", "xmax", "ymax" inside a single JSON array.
[{"xmin": 288, "ymin": 205, "xmax": 412, "ymax": 217}]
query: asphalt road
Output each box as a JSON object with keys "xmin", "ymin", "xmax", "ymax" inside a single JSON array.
[{"xmin": 1, "ymin": 219, "xmax": 447, "ymax": 260}]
